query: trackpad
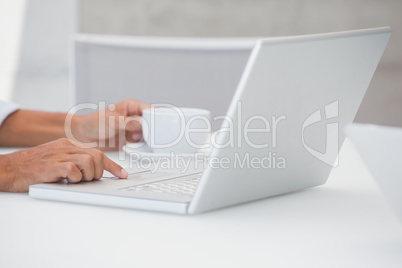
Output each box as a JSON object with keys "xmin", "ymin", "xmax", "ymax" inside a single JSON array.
[
  {"xmin": 102, "ymin": 169, "xmax": 181, "ymax": 184},
  {"xmin": 126, "ymin": 171, "xmax": 177, "ymax": 181}
]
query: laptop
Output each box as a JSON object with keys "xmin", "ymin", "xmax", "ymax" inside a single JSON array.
[
  {"xmin": 345, "ymin": 123, "xmax": 402, "ymax": 222},
  {"xmin": 29, "ymin": 27, "xmax": 391, "ymax": 214}
]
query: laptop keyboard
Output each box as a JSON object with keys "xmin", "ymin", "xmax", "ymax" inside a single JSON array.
[{"xmin": 122, "ymin": 175, "xmax": 201, "ymax": 197}]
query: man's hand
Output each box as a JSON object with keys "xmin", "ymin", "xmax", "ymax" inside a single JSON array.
[
  {"xmin": 0, "ymin": 138, "xmax": 128, "ymax": 192},
  {"xmin": 70, "ymin": 99, "xmax": 150, "ymax": 151}
]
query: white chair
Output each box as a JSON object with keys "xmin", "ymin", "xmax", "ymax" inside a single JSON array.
[{"xmin": 70, "ymin": 34, "xmax": 256, "ymax": 129}]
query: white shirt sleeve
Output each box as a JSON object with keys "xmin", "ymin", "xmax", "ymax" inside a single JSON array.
[{"xmin": 0, "ymin": 100, "xmax": 19, "ymax": 127}]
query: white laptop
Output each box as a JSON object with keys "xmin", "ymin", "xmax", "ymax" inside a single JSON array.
[
  {"xmin": 29, "ymin": 27, "xmax": 391, "ymax": 214},
  {"xmin": 345, "ymin": 123, "xmax": 402, "ymax": 222}
]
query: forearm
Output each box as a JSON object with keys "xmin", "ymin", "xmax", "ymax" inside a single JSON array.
[
  {"xmin": 0, "ymin": 110, "xmax": 69, "ymax": 147},
  {"xmin": 0, "ymin": 99, "xmax": 148, "ymax": 149}
]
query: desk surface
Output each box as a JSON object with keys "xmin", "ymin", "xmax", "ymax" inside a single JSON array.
[{"xmin": 1, "ymin": 139, "xmax": 402, "ymax": 268}]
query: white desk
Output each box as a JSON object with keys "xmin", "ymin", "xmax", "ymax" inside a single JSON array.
[{"xmin": 1, "ymin": 140, "xmax": 402, "ymax": 268}]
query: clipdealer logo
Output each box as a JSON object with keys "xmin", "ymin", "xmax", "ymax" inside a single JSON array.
[
  {"xmin": 64, "ymin": 100, "xmax": 341, "ymax": 169},
  {"xmin": 302, "ymin": 100, "xmax": 339, "ymax": 167}
]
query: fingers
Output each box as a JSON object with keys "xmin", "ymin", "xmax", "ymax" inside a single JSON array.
[
  {"xmin": 128, "ymin": 99, "xmax": 151, "ymax": 115},
  {"xmin": 70, "ymin": 154, "xmax": 96, "ymax": 182},
  {"xmin": 86, "ymin": 149, "xmax": 105, "ymax": 179},
  {"xmin": 61, "ymin": 162, "xmax": 84, "ymax": 183},
  {"xmin": 103, "ymin": 100, "xmax": 149, "ymax": 146},
  {"xmin": 3, "ymin": 138, "xmax": 128, "ymax": 192},
  {"xmin": 66, "ymin": 138, "xmax": 127, "ymax": 181},
  {"xmin": 122, "ymin": 115, "xmax": 143, "ymax": 132},
  {"xmin": 126, "ymin": 131, "xmax": 143, "ymax": 143},
  {"xmin": 59, "ymin": 151, "xmax": 127, "ymax": 183},
  {"xmin": 64, "ymin": 137, "xmax": 128, "ymax": 181},
  {"xmin": 102, "ymin": 154, "xmax": 128, "ymax": 179},
  {"xmin": 118, "ymin": 99, "xmax": 151, "ymax": 116},
  {"xmin": 137, "ymin": 101, "xmax": 151, "ymax": 114},
  {"xmin": 118, "ymin": 114, "xmax": 144, "ymax": 143},
  {"xmin": 62, "ymin": 148, "xmax": 106, "ymax": 182}
]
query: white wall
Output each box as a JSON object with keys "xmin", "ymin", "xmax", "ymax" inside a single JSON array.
[
  {"xmin": 6, "ymin": 0, "xmax": 77, "ymax": 111},
  {"xmin": 0, "ymin": 0, "xmax": 26, "ymax": 101},
  {"xmin": 79, "ymin": 0, "xmax": 401, "ymax": 65},
  {"xmin": 79, "ymin": 0, "xmax": 402, "ymax": 126}
]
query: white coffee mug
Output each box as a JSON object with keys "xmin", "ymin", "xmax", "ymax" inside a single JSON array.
[{"xmin": 142, "ymin": 106, "xmax": 211, "ymax": 154}]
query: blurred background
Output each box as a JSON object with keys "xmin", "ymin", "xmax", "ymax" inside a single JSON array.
[{"xmin": 0, "ymin": 0, "xmax": 401, "ymax": 126}]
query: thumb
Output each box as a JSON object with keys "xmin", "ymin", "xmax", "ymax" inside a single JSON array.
[
  {"xmin": 119, "ymin": 115, "xmax": 143, "ymax": 132},
  {"xmin": 103, "ymin": 155, "xmax": 128, "ymax": 179}
]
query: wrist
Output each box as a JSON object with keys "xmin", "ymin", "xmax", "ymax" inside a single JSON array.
[
  {"xmin": 0, "ymin": 155, "xmax": 14, "ymax": 192},
  {"xmin": 65, "ymin": 114, "xmax": 88, "ymax": 142}
]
